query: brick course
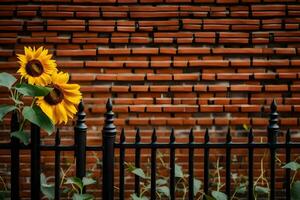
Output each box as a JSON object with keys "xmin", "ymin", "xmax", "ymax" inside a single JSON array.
[{"xmin": 0, "ymin": 1, "xmax": 300, "ymax": 198}]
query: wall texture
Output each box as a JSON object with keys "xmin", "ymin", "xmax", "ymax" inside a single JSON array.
[
  {"xmin": 0, "ymin": 0, "xmax": 300, "ymax": 198},
  {"xmin": 1, "ymin": 0, "xmax": 300, "ymax": 133}
]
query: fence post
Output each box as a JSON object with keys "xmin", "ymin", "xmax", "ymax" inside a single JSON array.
[
  {"xmin": 31, "ymin": 123, "xmax": 41, "ymax": 200},
  {"xmin": 102, "ymin": 98, "xmax": 117, "ymax": 200},
  {"xmin": 268, "ymin": 99, "xmax": 279, "ymax": 199},
  {"xmin": 10, "ymin": 111, "xmax": 19, "ymax": 200},
  {"xmin": 75, "ymin": 100, "xmax": 87, "ymax": 180}
]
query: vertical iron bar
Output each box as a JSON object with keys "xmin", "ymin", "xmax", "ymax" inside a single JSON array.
[
  {"xmin": 204, "ymin": 128, "xmax": 209, "ymax": 197},
  {"xmin": 285, "ymin": 129, "xmax": 291, "ymax": 199},
  {"xmin": 10, "ymin": 111, "xmax": 19, "ymax": 200},
  {"xmin": 151, "ymin": 128, "xmax": 157, "ymax": 200},
  {"xmin": 248, "ymin": 128, "xmax": 254, "ymax": 200},
  {"xmin": 226, "ymin": 128, "xmax": 232, "ymax": 198},
  {"xmin": 31, "ymin": 123, "xmax": 40, "ymax": 200},
  {"xmin": 119, "ymin": 129, "xmax": 125, "ymax": 200},
  {"xmin": 75, "ymin": 101, "xmax": 87, "ymax": 181},
  {"xmin": 102, "ymin": 98, "xmax": 117, "ymax": 200},
  {"xmin": 55, "ymin": 129, "xmax": 61, "ymax": 200},
  {"xmin": 188, "ymin": 128, "xmax": 194, "ymax": 200},
  {"xmin": 268, "ymin": 100, "xmax": 279, "ymax": 200},
  {"xmin": 135, "ymin": 128, "xmax": 141, "ymax": 196},
  {"xmin": 170, "ymin": 128, "xmax": 175, "ymax": 200}
]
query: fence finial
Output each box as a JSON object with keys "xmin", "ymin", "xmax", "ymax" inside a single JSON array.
[
  {"xmin": 268, "ymin": 99, "xmax": 279, "ymax": 144},
  {"xmin": 75, "ymin": 100, "xmax": 87, "ymax": 181},
  {"xmin": 75, "ymin": 100, "xmax": 87, "ymax": 131},
  {"xmin": 102, "ymin": 98, "xmax": 116, "ymax": 200}
]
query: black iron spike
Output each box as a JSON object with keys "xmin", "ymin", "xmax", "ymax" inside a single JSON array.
[
  {"xmin": 204, "ymin": 128, "xmax": 209, "ymax": 143},
  {"xmin": 248, "ymin": 128, "xmax": 254, "ymax": 143},
  {"xmin": 152, "ymin": 128, "xmax": 157, "ymax": 143},
  {"xmin": 189, "ymin": 128, "xmax": 194, "ymax": 143},
  {"xmin": 120, "ymin": 128, "xmax": 125, "ymax": 143},
  {"xmin": 286, "ymin": 128, "xmax": 291, "ymax": 143},
  {"xmin": 226, "ymin": 127, "xmax": 232, "ymax": 143},
  {"xmin": 170, "ymin": 128, "xmax": 175, "ymax": 143},
  {"xmin": 135, "ymin": 128, "xmax": 141, "ymax": 143}
]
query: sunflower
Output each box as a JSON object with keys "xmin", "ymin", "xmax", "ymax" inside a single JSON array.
[
  {"xmin": 36, "ymin": 72, "xmax": 82, "ymax": 125},
  {"xmin": 17, "ymin": 46, "xmax": 57, "ymax": 86}
]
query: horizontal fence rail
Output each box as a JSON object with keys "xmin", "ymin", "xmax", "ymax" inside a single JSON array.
[{"xmin": 0, "ymin": 99, "xmax": 299, "ymax": 199}]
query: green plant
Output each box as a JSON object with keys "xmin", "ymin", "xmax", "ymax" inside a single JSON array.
[
  {"xmin": 0, "ymin": 72, "xmax": 54, "ymax": 144},
  {"xmin": 0, "ymin": 175, "xmax": 9, "ymax": 200},
  {"xmin": 41, "ymin": 153, "xmax": 99, "ymax": 200},
  {"xmin": 126, "ymin": 150, "xmax": 203, "ymax": 200},
  {"xmin": 282, "ymin": 158, "xmax": 300, "ymax": 200}
]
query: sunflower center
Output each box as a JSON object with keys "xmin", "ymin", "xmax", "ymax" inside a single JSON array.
[
  {"xmin": 25, "ymin": 59, "xmax": 44, "ymax": 77},
  {"xmin": 44, "ymin": 85, "xmax": 64, "ymax": 105}
]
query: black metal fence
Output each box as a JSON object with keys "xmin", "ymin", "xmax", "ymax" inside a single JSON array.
[{"xmin": 0, "ymin": 98, "xmax": 300, "ymax": 200}]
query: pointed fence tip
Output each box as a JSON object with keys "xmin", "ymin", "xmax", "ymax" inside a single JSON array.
[
  {"xmin": 204, "ymin": 128, "xmax": 209, "ymax": 143},
  {"xmin": 271, "ymin": 99, "xmax": 277, "ymax": 112},
  {"xmin": 78, "ymin": 100, "xmax": 84, "ymax": 113},
  {"xmin": 106, "ymin": 98, "xmax": 113, "ymax": 111}
]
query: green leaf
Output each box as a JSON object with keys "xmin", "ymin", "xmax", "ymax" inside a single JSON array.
[
  {"xmin": 40, "ymin": 173, "xmax": 55, "ymax": 200},
  {"xmin": 282, "ymin": 161, "xmax": 300, "ymax": 171},
  {"xmin": 254, "ymin": 186, "xmax": 270, "ymax": 194},
  {"xmin": 157, "ymin": 186, "xmax": 170, "ymax": 197},
  {"xmin": 204, "ymin": 194, "xmax": 216, "ymax": 200},
  {"xmin": 212, "ymin": 191, "xmax": 228, "ymax": 200},
  {"xmin": 130, "ymin": 193, "xmax": 149, "ymax": 200},
  {"xmin": 291, "ymin": 181, "xmax": 300, "ymax": 200},
  {"xmin": 72, "ymin": 193, "xmax": 94, "ymax": 200},
  {"xmin": 22, "ymin": 106, "xmax": 54, "ymax": 135},
  {"xmin": 131, "ymin": 168, "xmax": 146, "ymax": 179},
  {"xmin": 193, "ymin": 178, "xmax": 202, "ymax": 196},
  {"xmin": 175, "ymin": 164, "xmax": 184, "ymax": 178},
  {"xmin": 156, "ymin": 179, "xmax": 168, "ymax": 186},
  {"xmin": 65, "ymin": 177, "xmax": 83, "ymax": 191},
  {"xmin": 82, "ymin": 177, "xmax": 96, "ymax": 186},
  {"xmin": 15, "ymin": 83, "xmax": 52, "ymax": 97},
  {"xmin": 11, "ymin": 130, "xmax": 30, "ymax": 145},
  {"xmin": 0, "ymin": 72, "xmax": 16, "ymax": 89},
  {"xmin": 235, "ymin": 185, "xmax": 247, "ymax": 194},
  {"xmin": 0, "ymin": 105, "xmax": 16, "ymax": 121}
]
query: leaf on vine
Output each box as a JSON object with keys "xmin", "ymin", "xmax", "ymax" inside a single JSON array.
[
  {"xmin": 82, "ymin": 177, "xmax": 96, "ymax": 186},
  {"xmin": 254, "ymin": 186, "xmax": 270, "ymax": 194},
  {"xmin": 72, "ymin": 193, "xmax": 94, "ymax": 200},
  {"xmin": 0, "ymin": 105, "xmax": 16, "ymax": 121},
  {"xmin": 65, "ymin": 177, "xmax": 83, "ymax": 191},
  {"xmin": 131, "ymin": 168, "xmax": 146, "ymax": 179},
  {"xmin": 235, "ymin": 185, "xmax": 247, "ymax": 194},
  {"xmin": 40, "ymin": 173, "xmax": 55, "ymax": 200},
  {"xmin": 282, "ymin": 161, "xmax": 300, "ymax": 171},
  {"xmin": 130, "ymin": 193, "xmax": 149, "ymax": 200},
  {"xmin": 157, "ymin": 186, "xmax": 170, "ymax": 198},
  {"xmin": 22, "ymin": 106, "xmax": 54, "ymax": 135},
  {"xmin": 193, "ymin": 178, "xmax": 202, "ymax": 196},
  {"xmin": 15, "ymin": 83, "xmax": 52, "ymax": 97},
  {"xmin": 156, "ymin": 179, "xmax": 167, "ymax": 186},
  {"xmin": 0, "ymin": 72, "xmax": 16, "ymax": 89},
  {"xmin": 175, "ymin": 164, "xmax": 184, "ymax": 178},
  {"xmin": 291, "ymin": 181, "xmax": 300, "ymax": 200},
  {"xmin": 11, "ymin": 130, "xmax": 30, "ymax": 145},
  {"xmin": 212, "ymin": 191, "xmax": 228, "ymax": 200}
]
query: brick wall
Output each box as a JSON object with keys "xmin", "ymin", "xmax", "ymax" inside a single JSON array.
[
  {"xmin": 0, "ymin": 0, "xmax": 300, "ymax": 199},
  {"xmin": 1, "ymin": 1, "xmax": 300, "ymax": 132}
]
